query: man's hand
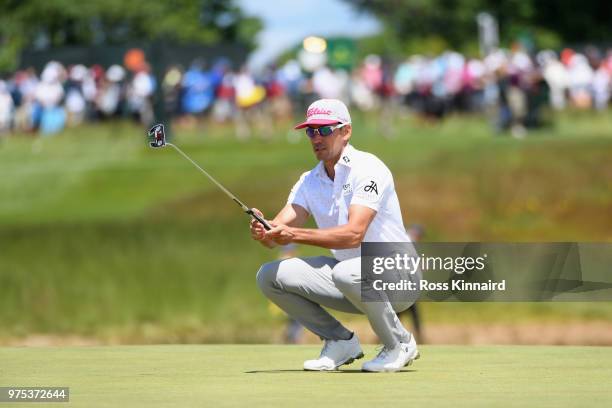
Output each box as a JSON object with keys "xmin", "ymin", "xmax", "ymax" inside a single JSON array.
[
  {"xmin": 265, "ymin": 224, "xmax": 295, "ymax": 246},
  {"xmin": 249, "ymin": 204, "xmax": 308, "ymax": 249},
  {"xmin": 250, "ymin": 208, "xmax": 275, "ymax": 247}
]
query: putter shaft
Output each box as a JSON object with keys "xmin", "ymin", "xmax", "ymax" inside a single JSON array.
[{"xmin": 167, "ymin": 143, "xmax": 272, "ymax": 230}]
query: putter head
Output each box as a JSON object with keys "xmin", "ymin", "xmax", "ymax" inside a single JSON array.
[{"xmin": 148, "ymin": 123, "xmax": 166, "ymax": 148}]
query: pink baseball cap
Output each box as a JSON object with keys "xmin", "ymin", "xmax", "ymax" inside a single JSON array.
[{"xmin": 294, "ymin": 99, "xmax": 352, "ymax": 129}]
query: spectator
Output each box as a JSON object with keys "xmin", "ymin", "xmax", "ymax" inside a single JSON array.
[
  {"xmin": 96, "ymin": 65, "xmax": 125, "ymax": 119},
  {"xmin": 233, "ymin": 65, "xmax": 266, "ymax": 139},
  {"xmin": 312, "ymin": 66, "xmax": 348, "ymax": 100},
  {"xmin": 127, "ymin": 63, "xmax": 155, "ymax": 125},
  {"xmin": 592, "ymin": 62, "xmax": 611, "ymax": 111},
  {"xmin": 82, "ymin": 66, "xmax": 99, "ymax": 120},
  {"xmin": 12, "ymin": 68, "xmax": 39, "ymax": 132},
  {"xmin": 539, "ymin": 50, "xmax": 569, "ymax": 110},
  {"xmin": 181, "ymin": 59, "xmax": 216, "ymax": 116},
  {"xmin": 211, "ymin": 69, "xmax": 235, "ymax": 123},
  {"xmin": 568, "ymin": 53, "xmax": 594, "ymax": 109},
  {"xmin": 0, "ymin": 80, "xmax": 13, "ymax": 134},
  {"xmin": 162, "ymin": 65, "xmax": 184, "ymax": 117},
  {"xmin": 65, "ymin": 65, "xmax": 87, "ymax": 126},
  {"xmin": 36, "ymin": 61, "xmax": 66, "ymax": 135},
  {"xmin": 261, "ymin": 64, "xmax": 292, "ymax": 127}
]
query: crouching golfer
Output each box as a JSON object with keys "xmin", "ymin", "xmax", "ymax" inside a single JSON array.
[{"xmin": 250, "ymin": 99, "xmax": 419, "ymax": 372}]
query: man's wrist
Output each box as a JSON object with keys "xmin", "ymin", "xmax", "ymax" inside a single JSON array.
[
  {"xmin": 290, "ymin": 226, "xmax": 300, "ymax": 236},
  {"xmin": 287, "ymin": 226, "xmax": 305, "ymax": 245}
]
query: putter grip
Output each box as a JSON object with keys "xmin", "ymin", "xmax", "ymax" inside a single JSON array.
[{"xmin": 248, "ymin": 210, "xmax": 272, "ymax": 231}]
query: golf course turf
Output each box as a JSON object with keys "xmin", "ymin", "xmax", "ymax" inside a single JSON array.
[
  {"xmin": 2, "ymin": 345, "xmax": 611, "ymax": 407},
  {"xmin": 2, "ymin": 113, "xmax": 612, "ymax": 342},
  {"xmin": 1, "ymin": 113, "xmax": 611, "ymax": 407}
]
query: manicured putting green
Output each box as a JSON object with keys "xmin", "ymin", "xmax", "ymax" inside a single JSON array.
[{"xmin": 2, "ymin": 345, "xmax": 611, "ymax": 407}]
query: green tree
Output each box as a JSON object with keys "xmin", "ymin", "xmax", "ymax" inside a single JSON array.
[
  {"xmin": 0, "ymin": 0, "xmax": 262, "ymax": 72},
  {"xmin": 345, "ymin": 0, "xmax": 612, "ymax": 55}
]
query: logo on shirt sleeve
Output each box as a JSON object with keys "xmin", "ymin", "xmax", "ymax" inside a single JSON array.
[
  {"xmin": 363, "ymin": 180, "xmax": 378, "ymax": 195},
  {"xmin": 353, "ymin": 177, "xmax": 383, "ymax": 204}
]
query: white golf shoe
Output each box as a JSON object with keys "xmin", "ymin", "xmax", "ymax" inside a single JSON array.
[
  {"xmin": 303, "ymin": 334, "xmax": 364, "ymax": 371},
  {"xmin": 362, "ymin": 334, "xmax": 420, "ymax": 372}
]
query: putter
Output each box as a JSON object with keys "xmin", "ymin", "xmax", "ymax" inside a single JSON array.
[{"xmin": 147, "ymin": 124, "xmax": 272, "ymax": 231}]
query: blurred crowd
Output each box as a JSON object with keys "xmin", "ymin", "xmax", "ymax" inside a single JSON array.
[
  {"xmin": 0, "ymin": 60, "xmax": 157, "ymax": 135},
  {"xmin": 1, "ymin": 45, "xmax": 611, "ymax": 137}
]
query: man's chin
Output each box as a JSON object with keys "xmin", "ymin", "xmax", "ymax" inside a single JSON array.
[{"xmin": 313, "ymin": 150, "xmax": 326, "ymax": 161}]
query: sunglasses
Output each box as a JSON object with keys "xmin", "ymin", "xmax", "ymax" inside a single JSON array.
[{"xmin": 305, "ymin": 123, "xmax": 348, "ymax": 138}]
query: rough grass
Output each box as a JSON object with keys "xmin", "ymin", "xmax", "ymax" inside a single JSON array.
[{"xmin": 0, "ymin": 111, "xmax": 611, "ymax": 341}]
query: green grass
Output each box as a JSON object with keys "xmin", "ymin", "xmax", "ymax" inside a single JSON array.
[
  {"xmin": 1, "ymin": 345, "xmax": 612, "ymax": 407},
  {"xmin": 1, "ymin": 112, "xmax": 611, "ymax": 341}
]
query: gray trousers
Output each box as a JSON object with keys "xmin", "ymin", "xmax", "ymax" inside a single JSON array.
[{"xmin": 256, "ymin": 256, "xmax": 414, "ymax": 348}]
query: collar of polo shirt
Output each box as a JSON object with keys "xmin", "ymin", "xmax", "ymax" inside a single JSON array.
[
  {"xmin": 338, "ymin": 144, "xmax": 354, "ymax": 168},
  {"xmin": 316, "ymin": 144, "xmax": 354, "ymax": 182}
]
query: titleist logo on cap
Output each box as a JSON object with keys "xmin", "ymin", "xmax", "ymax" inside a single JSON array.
[
  {"xmin": 307, "ymin": 107, "xmax": 332, "ymax": 117},
  {"xmin": 293, "ymin": 99, "xmax": 351, "ymax": 129}
]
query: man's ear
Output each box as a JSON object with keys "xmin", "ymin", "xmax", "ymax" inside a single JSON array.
[{"xmin": 342, "ymin": 124, "xmax": 352, "ymax": 142}]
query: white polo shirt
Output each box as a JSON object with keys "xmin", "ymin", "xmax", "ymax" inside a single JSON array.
[{"xmin": 287, "ymin": 144, "xmax": 410, "ymax": 261}]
